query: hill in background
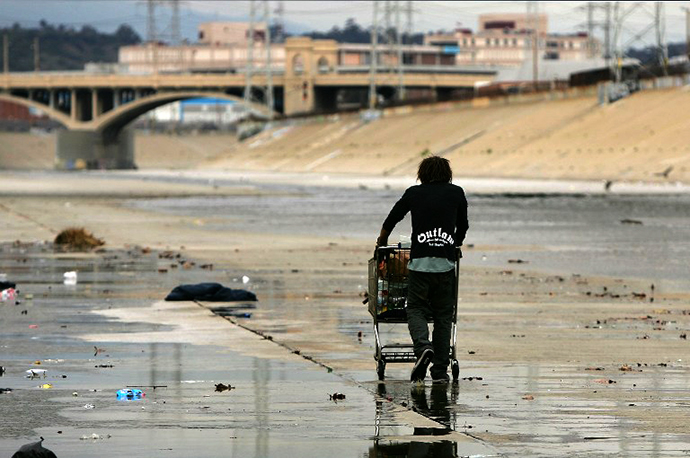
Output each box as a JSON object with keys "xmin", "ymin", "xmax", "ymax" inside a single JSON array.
[{"xmin": 0, "ymin": 21, "xmax": 140, "ymax": 72}]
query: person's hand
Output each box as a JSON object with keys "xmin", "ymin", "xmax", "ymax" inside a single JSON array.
[{"xmin": 376, "ymin": 236, "xmax": 388, "ymax": 247}]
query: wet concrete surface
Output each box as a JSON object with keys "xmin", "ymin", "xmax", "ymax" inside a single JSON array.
[
  {"xmin": 0, "ymin": 242, "xmax": 496, "ymax": 458},
  {"xmin": 3, "ymin": 171, "xmax": 690, "ymax": 456}
]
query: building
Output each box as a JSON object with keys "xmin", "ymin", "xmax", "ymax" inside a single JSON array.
[
  {"xmin": 198, "ymin": 22, "xmax": 267, "ymax": 46},
  {"xmin": 118, "ymin": 21, "xmax": 468, "ymax": 74},
  {"xmin": 425, "ymin": 13, "xmax": 595, "ymax": 67},
  {"xmin": 142, "ymin": 97, "xmax": 247, "ymax": 125}
]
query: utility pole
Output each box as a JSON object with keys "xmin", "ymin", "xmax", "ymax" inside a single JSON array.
[
  {"xmin": 244, "ymin": 0, "xmax": 256, "ymax": 105},
  {"xmin": 170, "ymin": 0, "xmax": 183, "ymax": 70},
  {"xmin": 147, "ymin": 0, "xmax": 157, "ymax": 43},
  {"xmin": 3, "ymin": 34, "xmax": 8, "ymax": 74},
  {"xmin": 406, "ymin": 0, "xmax": 413, "ymax": 45},
  {"xmin": 395, "ymin": 0, "xmax": 404, "ymax": 101},
  {"xmin": 527, "ymin": 1, "xmax": 539, "ymax": 89},
  {"xmin": 244, "ymin": 0, "xmax": 274, "ymax": 116},
  {"xmin": 586, "ymin": 2, "xmax": 595, "ymax": 58},
  {"xmin": 264, "ymin": 0, "xmax": 273, "ymax": 120},
  {"xmin": 33, "ymin": 37, "xmax": 40, "ymax": 72},
  {"xmin": 274, "ymin": 1, "xmax": 285, "ymax": 43},
  {"xmin": 147, "ymin": 0, "xmax": 158, "ymax": 75},
  {"xmin": 604, "ymin": 2, "xmax": 611, "ymax": 64},
  {"xmin": 655, "ymin": 2, "xmax": 668, "ymax": 76},
  {"xmin": 369, "ymin": 1, "xmax": 379, "ymax": 109},
  {"xmin": 171, "ymin": 0, "xmax": 181, "ymax": 45},
  {"xmin": 684, "ymin": 7, "xmax": 690, "ymax": 64}
]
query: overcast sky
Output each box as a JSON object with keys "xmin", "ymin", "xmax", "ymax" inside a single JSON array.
[{"xmin": 0, "ymin": 1, "xmax": 687, "ymax": 47}]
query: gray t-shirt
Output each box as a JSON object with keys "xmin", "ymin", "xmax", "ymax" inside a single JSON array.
[{"xmin": 408, "ymin": 256, "xmax": 455, "ymax": 273}]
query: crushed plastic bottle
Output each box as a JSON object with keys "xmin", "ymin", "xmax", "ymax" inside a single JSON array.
[
  {"xmin": 116, "ymin": 388, "xmax": 145, "ymax": 401},
  {"xmin": 1, "ymin": 288, "xmax": 15, "ymax": 302}
]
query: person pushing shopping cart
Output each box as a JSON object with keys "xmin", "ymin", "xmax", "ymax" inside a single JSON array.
[{"xmin": 375, "ymin": 156, "xmax": 468, "ymax": 383}]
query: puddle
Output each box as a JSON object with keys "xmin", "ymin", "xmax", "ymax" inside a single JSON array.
[{"xmin": 0, "ymin": 242, "xmax": 489, "ymax": 457}]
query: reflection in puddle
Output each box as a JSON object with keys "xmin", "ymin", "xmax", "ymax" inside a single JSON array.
[
  {"xmin": 369, "ymin": 440, "xmax": 458, "ymax": 458},
  {"xmin": 372, "ymin": 382, "xmax": 484, "ymax": 458}
]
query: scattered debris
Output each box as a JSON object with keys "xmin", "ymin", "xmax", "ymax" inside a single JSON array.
[
  {"xmin": 116, "ymin": 388, "xmax": 144, "ymax": 400},
  {"xmin": 95, "ymin": 364, "xmax": 114, "ymax": 368},
  {"xmin": 522, "ymin": 395, "xmax": 535, "ymax": 401},
  {"xmin": 619, "ymin": 365, "xmax": 640, "ymax": 372},
  {"xmin": 593, "ymin": 379, "xmax": 617, "ymax": 384},
  {"xmin": 1, "ymin": 287, "xmax": 16, "ymax": 302},
  {"xmin": 468, "ymin": 350, "xmax": 476, "ymax": 355},
  {"xmin": 54, "ymin": 227, "xmax": 104, "ymax": 251},
  {"xmin": 39, "ymin": 384, "xmax": 53, "ymax": 389},
  {"xmin": 215, "ymin": 383, "xmax": 235, "ymax": 392},
  {"xmin": 508, "ymin": 259, "xmax": 528, "ymax": 264},
  {"xmin": 620, "ymin": 219, "xmax": 643, "ymax": 225},
  {"xmin": 654, "ymin": 165, "xmax": 673, "ymax": 178},
  {"xmin": 585, "ymin": 367, "xmax": 605, "ymax": 371},
  {"xmin": 83, "ymin": 404, "xmax": 95, "ymax": 410},
  {"xmin": 462, "ymin": 376, "xmax": 483, "ymax": 381},
  {"xmin": 0, "ymin": 388, "xmax": 13, "ymax": 394},
  {"xmin": 79, "ymin": 434, "xmax": 111, "ymax": 440},
  {"xmin": 26, "ymin": 369, "xmax": 47, "ymax": 378},
  {"xmin": 93, "ymin": 346, "xmax": 105, "ymax": 357},
  {"xmin": 63, "ymin": 271, "xmax": 77, "ymax": 286},
  {"xmin": 329, "ymin": 392, "xmax": 346, "ymax": 401}
]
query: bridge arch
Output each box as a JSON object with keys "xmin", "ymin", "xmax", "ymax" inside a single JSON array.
[
  {"xmin": 0, "ymin": 93, "xmax": 78, "ymax": 129},
  {"xmin": 91, "ymin": 91, "xmax": 276, "ymax": 142}
]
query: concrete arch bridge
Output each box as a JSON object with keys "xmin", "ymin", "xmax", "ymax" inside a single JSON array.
[
  {"xmin": 0, "ymin": 38, "xmax": 495, "ymax": 169},
  {"xmin": 0, "ymin": 76, "xmax": 276, "ymax": 169}
]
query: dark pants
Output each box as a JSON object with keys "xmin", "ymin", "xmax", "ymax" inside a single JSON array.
[{"xmin": 406, "ymin": 269, "xmax": 455, "ymax": 379}]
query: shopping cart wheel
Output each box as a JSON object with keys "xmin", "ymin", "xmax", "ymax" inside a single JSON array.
[
  {"xmin": 377, "ymin": 359, "xmax": 386, "ymax": 381},
  {"xmin": 451, "ymin": 359, "xmax": 460, "ymax": 381}
]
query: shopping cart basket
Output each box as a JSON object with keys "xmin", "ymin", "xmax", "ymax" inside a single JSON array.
[{"xmin": 366, "ymin": 245, "xmax": 460, "ymax": 381}]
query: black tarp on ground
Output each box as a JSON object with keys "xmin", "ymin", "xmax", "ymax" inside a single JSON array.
[
  {"xmin": 164, "ymin": 283, "xmax": 257, "ymax": 302},
  {"xmin": 12, "ymin": 438, "xmax": 58, "ymax": 458}
]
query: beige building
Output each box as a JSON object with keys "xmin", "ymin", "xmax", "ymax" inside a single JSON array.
[
  {"xmin": 425, "ymin": 13, "xmax": 594, "ymax": 67},
  {"xmin": 119, "ymin": 42, "xmax": 285, "ymax": 73},
  {"xmin": 119, "ymin": 21, "xmax": 454, "ymax": 74},
  {"xmin": 198, "ymin": 22, "xmax": 267, "ymax": 46}
]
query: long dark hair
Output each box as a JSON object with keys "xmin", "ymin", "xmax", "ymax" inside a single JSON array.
[{"xmin": 417, "ymin": 156, "xmax": 452, "ymax": 184}]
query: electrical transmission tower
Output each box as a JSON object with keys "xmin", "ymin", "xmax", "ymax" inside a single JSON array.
[
  {"xmin": 581, "ymin": 2, "xmax": 609, "ymax": 58},
  {"xmin": 369, "ymin": 1, "xmax": 379, "ymax": 109},
  {"xmin": 526, "ymin": 1, "xmax": 540, "ymax": 87},
  {"xmin": 379, "ymin": 1, "xmax": 407, "ymax": 102},
  {"xmin": 145, "ymin": 0, "xmax": 185, "ymax": 72},
  {"xmin": 608, "ymin": 1, "xmax": 668, "ymax": 82},
  {"xmin": 273, "ymin": 0, "xmax": 285, "ymax": 44},
  {"xmin": 244, "ymin": 0, "xmax": 274, "ymax": 119}
]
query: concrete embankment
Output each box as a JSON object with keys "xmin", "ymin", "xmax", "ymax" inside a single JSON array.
[
  {"xmin": 1, "ymin": 86, "xmax": 689, "ymax": 184},
  {"xmin": 205, "ymin": 86, "xmax": 690, "ymax": 184}
]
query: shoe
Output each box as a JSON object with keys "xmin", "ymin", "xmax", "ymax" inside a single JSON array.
[{"xmin": 410, "ymin": 348, "xmax": 434, "ymax": 382}]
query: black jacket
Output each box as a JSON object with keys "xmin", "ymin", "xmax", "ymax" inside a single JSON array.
[{"xmin": 382, "ymin": 182, "xmax": 468, "ymax": 261}]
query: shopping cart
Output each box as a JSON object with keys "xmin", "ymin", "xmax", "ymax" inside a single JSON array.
[{"xmin": 367, "ymin": 245, "xmax": 460, "ymax": 381}]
